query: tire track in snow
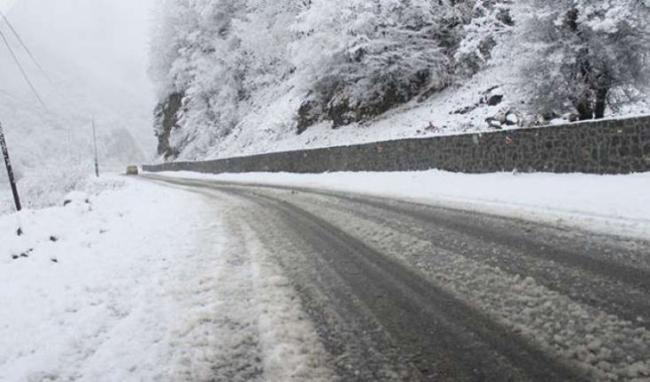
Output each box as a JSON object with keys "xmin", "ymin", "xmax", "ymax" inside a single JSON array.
[
  {"xmin": 290, "ymin": 191, "xmax": 650, "ymax": 330},
  {"xmin": 235, "ymin": 218, "xmax": 335, "ymax": 382},
  {"xmin": 269, "ymin": 190, "xmax": 650, "ymax": 381},
  {"xmin": 142, "ymin": 175, "xmax": 650, "ymax": 381},
  {"xmin": 202, "ymin": 219, "xmax": 265, "ymax": 382},
  {"xmin": 242, "ymin": 202, "xmax": 425, "ymax": 381},
  {"xmin": 219, "ymin": 187, "xmax": 586, "ymax": 382},
  {"xmin": 142, "ymin": 180, "xmax": 336, "ymax": 381}
]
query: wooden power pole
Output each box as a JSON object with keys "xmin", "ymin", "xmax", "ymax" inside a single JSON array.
[{"xmin": 0, "ymin": 121, "xmax": 22, "ymax": 211}]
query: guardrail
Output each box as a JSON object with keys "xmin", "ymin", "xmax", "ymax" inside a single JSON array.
[{"xmin": 143, "ymin": 116, "xmax": 650, "ymax": 175}]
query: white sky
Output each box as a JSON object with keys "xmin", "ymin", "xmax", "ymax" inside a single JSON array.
[
  {"xmin": 0, "ymin": 0, "xmax": 17, "ymax": 13},
  {"xmin": 0, "ymin": 0, "xmax": 156, "ymax": 155}
]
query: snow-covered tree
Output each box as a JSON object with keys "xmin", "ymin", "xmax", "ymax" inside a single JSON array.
[
  {"xmin": 150, "ymin": 0, "xmax": 247, "ymax": 157},
  {"xmin": 148, "ymin": 0, "xmax": 650, "ymax": 160},
  {"xmin": 292, "ymin": 0, "xmax": 461, "ymax": 130},
  {"xmin": 453, "ymin": 0, "xmax": 515, "ymax": 77},
  {"xmin": 236, "ymin": 0, "xmax": 303, "ymax": 91},
  {"xmin": 521, "ymin": 0, "xmax": 650, "ymax": 120}
]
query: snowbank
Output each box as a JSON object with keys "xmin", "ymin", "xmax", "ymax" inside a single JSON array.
[
  {"xmin": 0, "ymin": 176, "xmax": 193, "ymax": 380},
  {"xmin": 1, "ymin": 170, "xmax": 123, "ymax": 215},
  {"xmin": 157, "ymin": 170, "xmax": 650, "ymax": 240}
]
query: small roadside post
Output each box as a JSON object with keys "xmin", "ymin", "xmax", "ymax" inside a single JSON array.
[
  {"xmin": 92, "ymin": 118, "xmax": 99, "ymax": 178},
  {"xmin": 0, "ymin": 120, "xmax": 22, "ymax": 212}
]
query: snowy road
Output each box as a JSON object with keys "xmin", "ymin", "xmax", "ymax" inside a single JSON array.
[{"xmin": 142, "ymin": 174, "xmax": 650, "ymax": 382}]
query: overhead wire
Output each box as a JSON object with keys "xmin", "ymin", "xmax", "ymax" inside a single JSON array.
[
  {"xmin": 0, "ymin": 10, "xmax": 52, "ymax": 83},
  {"xmin": 0, "ymin": 12, "xmax": 80, "ymax": 168},
  {"xmin": 0, "ymin": 27, "xmax": 48, "ymax": 109},
  {"xmin": 0, "ymin": 8, "xmax": 102, "ymax": 172},
  {"xmin": 0, "ymin": 10, "xmax": 81, "ymax": 123}
]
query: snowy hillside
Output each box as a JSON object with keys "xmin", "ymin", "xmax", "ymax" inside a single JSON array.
[
  {"xmin": 0, "ymin": 91, "xmax": 143, "ymax": 213},
  {"xmin": 150, "ymin": 0, "xmax": 650, "ymax": 161},
  {"xmin": 0, "ymin": 0, "xmax": 155, "ymax": 212}
]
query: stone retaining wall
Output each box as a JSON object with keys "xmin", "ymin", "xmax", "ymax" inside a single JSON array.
[{"xmin": 143, "ymin": 116, "xmax": 650, "ymax": 175}]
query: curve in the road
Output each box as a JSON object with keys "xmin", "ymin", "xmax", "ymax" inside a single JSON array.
[{"xmin": 146, "ymin": 175, "xmax": 604, "ymax": 381}]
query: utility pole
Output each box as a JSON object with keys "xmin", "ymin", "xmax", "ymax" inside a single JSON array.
[
  {"xmin": 92, "ymin": 118, "xmax": 99, "ymax": 178},
  {"xmin": 0, "ymin": 121, "xmax": 22, "ymax": 211}
]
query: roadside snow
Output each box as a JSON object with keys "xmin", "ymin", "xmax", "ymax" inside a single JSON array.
[
  {"xmin": 0, "ymin": 175, "xmax": 331, "ymax": 381},
  {"xmin": 156, "ymin": 171, "xmax": 650, "ymax": 240},
  {"xmin": 0, "ymin": 189, "xmax": 12, "ymax": 215}
]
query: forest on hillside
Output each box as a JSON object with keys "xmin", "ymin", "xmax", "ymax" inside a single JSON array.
[{"xmin": 150, "ymin": 0, "xmax": 650, "ymax": 160}]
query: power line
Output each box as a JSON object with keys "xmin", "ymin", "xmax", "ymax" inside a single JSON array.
[
  {"xmin": 0, "ymin": 10, "xmax": 52, "ymax": 83},
  {"xmin": 0, "ymin": 11, "xmax": 79, "ymax": 136},
  {"xmin": 0, "ymin": 12, "xmax": 96, "ymax": 175},
  {"xmin": 0, "ymin": 27, "xmax": 85, "ymax": 167},
  {"xmin": 0, "ymin": 27, "xmax": 47, "ymax": 109}
]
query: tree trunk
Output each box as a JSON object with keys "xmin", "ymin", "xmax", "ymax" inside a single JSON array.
[
  {"xmin": 594, "ymin": 86, "xmax": 608, "ymax": 119},
  {"xmin": 575, "ymin": 50, "xmax": 594, "ymax": 120},
  {"xmin": 576, "ymin": 95, "xmax": 594, "ymax": 120}
]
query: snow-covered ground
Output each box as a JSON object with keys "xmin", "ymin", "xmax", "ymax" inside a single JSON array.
[
  {"xmin": 0, "ymin": 189, "xmax": 11, "ymax": 214},
  {"xmin": 0, "ymin": 175, "xmax": 331, "ymax": 381},
  {"xmin": 157, "ymin": 171, "xmax": 650, "ymax": 241}
]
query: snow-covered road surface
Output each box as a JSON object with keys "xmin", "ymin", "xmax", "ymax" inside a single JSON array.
[
  {"xmin": 141, "ymin": 174, "xmax": 650, "ymax": 381},
  {"xmin": 157, "ymin": 170, "xmax": 650, "ymax": 241},
  {"xmin": 2, "ymin": 173, "xmax": 649, "ymax": 381}
]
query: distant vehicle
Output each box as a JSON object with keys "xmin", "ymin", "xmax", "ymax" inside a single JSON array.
[{"xmin": 126, "ymin": 165, "xmax": 139, "ymax": 176}]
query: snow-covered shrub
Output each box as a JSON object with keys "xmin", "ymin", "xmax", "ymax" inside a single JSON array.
[
  {"xmin": 17, "ymin": 166, "xmax": 90, "ymax": 210},
  {"xmin": 520, "ymin": 0, "xmax": 650, "ymax": 120},
  {"xmin": 1, "ymin": 164, "xmax": 125, "ymax": 214}
]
